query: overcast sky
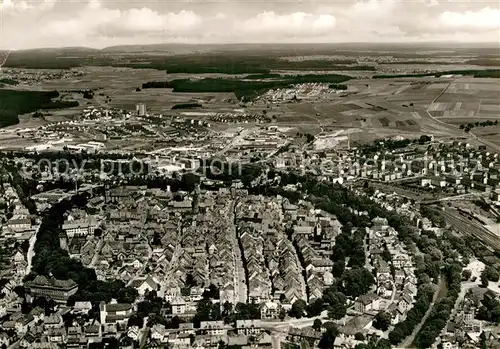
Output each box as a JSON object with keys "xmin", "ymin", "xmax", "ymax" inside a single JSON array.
[{"xmin": 0, "ymin": 0, "xmax": 499, "ymax": 49}]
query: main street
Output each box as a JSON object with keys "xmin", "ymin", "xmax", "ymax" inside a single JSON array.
[{"xmin": 25, "ymin": 224, "xmax": 39, "ymax": 275}]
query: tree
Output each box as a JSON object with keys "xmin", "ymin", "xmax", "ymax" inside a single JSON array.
[
  {"xmin": 313, "ymin": 319, "xmax": 323, "ymax": 331},
  {"xmin": 185, "ymin": 273, "xmax": 197, "ymax": 288},
  {"xmin": 222, "ymin": 301, "xmax": 233, "ymax": 317},
  {"xmin": 279, "ymin": 308, "xmax": 286, "ymax": 321},
  {"xmin": 476, "ymin": 291, "xmax": 500, "ymax": 323},
  {"xmin": 234, "ymin": 302, "xmax": 260, "ymax": 320},
  {"xmin": 355, "ymin": 333, "xmax": 365, "ymax": 341},
  {"xmin": 127, "ymin": 315, "xmax": 143, "ymax": 328},
  {"xmin": 117, "ymin": 287, "xmax": 138, "ymax": 304},
  {"xmin": 203, "ymin": 284, "xmax": 220, "ymax": 300},
  {"xmin": 481, "ymin": 274, "xmax": 489, "ymax": 289},
  {"xmin": 332, "ymin": 259, "xmax": 346, "ymax": 278},
  {"xmin": 289, "ymin": 299, "xmax": 307, "ymax": 319},
  {"xmin": 193, "ymin": 298, "xmax": 213, "ymax": 326},
  {"xmin": 166, "ymin": 316, "xmax": 181, "ymax": 329},
  {"xmin": 305, "ymin": 133, "xmax": 315, "ymax": 144},
  {"xmin": 462, "ymin": 269, "xmax": 472, "ymax": 281},
  {"xmin": 181, "ymin": 173, "xmax": 200, "ymax": 192},
  {"xmin": 322, "ymin": 290, "xmax": 347, "ymax": 320},
  {"xmin": 373, "ymin": 311, "xmax": 391, "ymax": 331},
  {"xmin": 319, "ymin": 322, "xmax": 339, "ymax": 349},
  {"xmin": 388, "ymin": 325, "xmax": 407, "ymax": 345},
  {"xmin": 483, "ymin": 266, "xmax": 499, "ymax": 282},
  {"xmin": 341, "ymin": 268, "xmax": 375, "ymax": 298}
]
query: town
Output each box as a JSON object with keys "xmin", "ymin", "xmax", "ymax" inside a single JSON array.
[{"xmin": 1, "ymin": 102, "xmax": 500, "ymax": 349}]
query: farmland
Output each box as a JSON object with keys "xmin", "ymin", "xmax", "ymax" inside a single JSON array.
[{"xmin": 1, "ymin": 44, "xmax": 499, "ymax": 151}]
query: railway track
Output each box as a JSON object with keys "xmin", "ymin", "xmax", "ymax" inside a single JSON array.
[{"xmin": 440, "ymin": 208, "xmax": 500, "ymax": 252}]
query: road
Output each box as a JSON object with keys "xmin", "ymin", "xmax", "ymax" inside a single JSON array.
[
  {"xmin": 231, "ymin": 200, "xmax": 248, "ymax": 304},
  {"xmin": 261, "ymin": 310, "xmax": 329, "ymax": 331},
  {"xmin": 400, "ymin": 277, "xmax": 445, "ymax": 348},
  {"xmin": 216, "ymin": 128, "xmax": 252, "ymax": 156},
  {"xmin": 25, "ymin": 225, "xmax": 39, "ymax": 274}
]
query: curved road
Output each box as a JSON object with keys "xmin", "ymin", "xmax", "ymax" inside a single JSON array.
[{"xmin": 400, "ymin": 277, "xmax": 445, "ymax": 348}]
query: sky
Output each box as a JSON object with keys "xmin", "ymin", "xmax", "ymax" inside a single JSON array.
[{"xmin": 0, "ymin": 0, "xmax": 499, "ymax": 49}]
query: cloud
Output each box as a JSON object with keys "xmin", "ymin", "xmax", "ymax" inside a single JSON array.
[
  {"xmin": 1, "ymin": 0, "xmax": 55, "ymax": 11},
  {"xmin": 40, "ymin": 1, "xmax": 202, "ymax": 41},
  {"xmin": 440, "ymin": 7, "xmax": 500, "ymax": 29},
  {"xmin": 97, "ymin": 9, "xmax": 201, "ymax": 37},
  {"xmin": 1, "ymin": 0, "xmax": 499, "ymax": 48},
  {"xmin": 241, "ymin": 11, "xmax": 336, "ymax": 37}
]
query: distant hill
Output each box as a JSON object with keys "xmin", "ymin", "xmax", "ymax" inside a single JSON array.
[
  {"xmin": 100, "ymin": 43, "xmax": 219, "ymax": 54},
  {"xmin": 15, "ymin": 47, "xmax": 99, "ymax": 54}
]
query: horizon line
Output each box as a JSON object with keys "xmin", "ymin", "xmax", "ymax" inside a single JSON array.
[{"xmin": 2, "ymin": 41, "xmax": 500, "ymax": 51}]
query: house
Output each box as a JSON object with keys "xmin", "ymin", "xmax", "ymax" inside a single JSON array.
[
  {"xmin": 354, "ymin": 293, "xmax": 380, "ymax": 313},
  {"xmin": 178, "ymin": 322, "xmax": 195, "ymax": 335},
  {"xmin": 338, "ymin": 315, "xmax": 373, "ymax": 341},
  {"xmin": 288, "ymin": 327, "xmax": 322, "ymax": 346},
  {"xmin": 99, "ymin": 301, "xmax": 133, "ymax": 325},
  {"xmin": 164, "ymin": 285, "xmax": 181, "ymax": 303},
  {"xmin": 236, "ymin": 319, "xmax": 262, "ymax": 335},
  {"xmin": 62, "ymin": 218, "xmax": 97, "ymax": 237},
  {"xmin": 47, "ymin": 328, "xmax": 66, "ymax": 343},
  {"xmin": 168, "ymin": 333, "xmax": 191, "ymax": 346},
  {"xmin": 261, "ymin": 302, "xmax": 280, "ymax": 320},
  {"xmin": 394, "ymin": 269, "xmax": 405, "ymax": 284},
  {"xmin": 13, "ymin": 251, "xmax": 26, "ymax": 264},
  {"xmin": 171, "ymin": 297, "xmax": 186, "ymax": 315},
  {"xmin": 25, "ymin": 276, "xmax": 78, "ymax": 303},
  {"xmin": 73, "ymin": 301, "xmax": 92, "ymax": 315},
  {"xmin": 44, "ymin": 314, "xmax": 63, "ymax": 329},
  {"xmin": 199, "ymin": 320, "xmax": 227, "ymax": 336},
  {"xmin": 127, "ymin": 326, "xmax": 140, "ymax": 341},
  {"xmin": 308, "ymin": 258, "xmax": 334, "ymax": 273},
  {"xmin": 134, "ymin": 276, "xmax": 160, "ymax": 296},
  {"xmin": 397, "ymin": 295, "xmax": 413, "ymax": 314},
  {"xmin": 84, "ymin": 323, "xmax": 102, "ymax": 343},
  {"xmin": 29, "ymin": 307, "xmax": 45, "ymax": 323},
  {"xmin": 378, "ymin": 281, "xmax": 393, "ymax": 299},
  {"xmin": 19, "ymin": 333, "xmax": 37, "ymax": 348},
  {"xmin": 4, "ymin": 314, "xmax": 34, "ymax": 335},
  {"xmin": 151, "ymin": 324, "xmax": 169, "ymax": 343},
  {"xmin": 393, "ymin": 254, "xmax": 410, "ymax": 269},
  {"xmin": 8, "ymin": 218, "xmax": 31, "ymax": 231}
]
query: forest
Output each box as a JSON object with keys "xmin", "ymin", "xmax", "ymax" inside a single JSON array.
[
  {"xmin": 373, "ymin": 69, "xmax": 500, "ymax": 79},
  {"xmin": 142, "ymin": 73, "xmax": 351, "ymax": 100},
  {"xmin": 3, "ymin": 49, "xmax": 371, "ymax": 74},
  {"xmin": 0, "ymin": 89, "xmax": 78, "ymax": 128}
]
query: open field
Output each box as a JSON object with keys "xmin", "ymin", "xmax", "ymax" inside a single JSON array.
[
  {"xmin": 2, "ymin": 53, "xmax": 498, "ymax": 150},
  {"xmin": 428, "ymin": 78, "xmax": 500, "ymax": 120},
  {"xmin": 37, "ymin": 67, "xmax": 238, "ymax": 115}
]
